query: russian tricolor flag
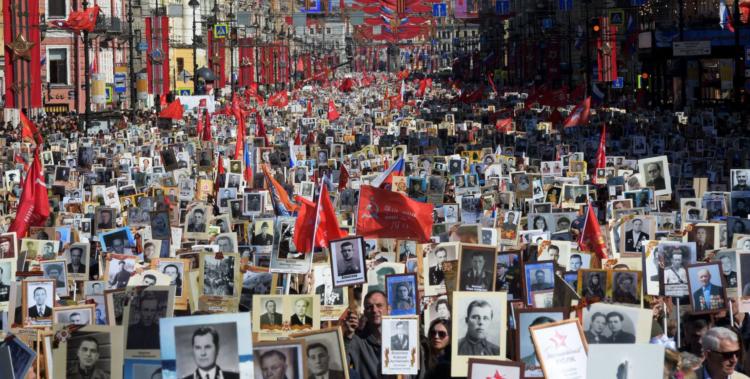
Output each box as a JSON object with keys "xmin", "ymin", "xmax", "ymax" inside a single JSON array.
[
  {"xmin": 371, "ymin": 157, "xmax": 405, "ymax": 189},
  {"xmin": 720, "ymin": 0, "xmax": 735, "ymax": 32}
]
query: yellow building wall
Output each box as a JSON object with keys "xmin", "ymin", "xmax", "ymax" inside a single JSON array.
[{"xmin": 170, "ymin": 47, "xmax": 207, "ymax": 95}]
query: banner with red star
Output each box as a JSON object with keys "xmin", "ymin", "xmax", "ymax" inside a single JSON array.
[{"xmin": 3, "ymin": 0, "xmax": 42, "ymax": 109}]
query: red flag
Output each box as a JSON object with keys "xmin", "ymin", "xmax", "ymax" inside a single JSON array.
[
  {"xmin": 294, "ymin": 131, "xmax": 302, "ymax": 145},
  {"xmin": 256, "ymin": 112, "xmax": 268, "ymax": 146},
  {"xmin": 595, "ymin": 124, "xmax": 607, "ymax": 170},
  {"xmin": 487, "ymin": 73, "xmax": 498, "ymax": 95},
  {"xmin": 8, "ymin": 147, "xmax": 50, "ymax": 238},
  {"xmin": 196, "ymin": 111, "xmax": 204, "ymax": 135},
  {"xmin": 339, "ymin": 78, "xmax": 354, "ymax": 92},
  {"xmin": 563, "ymin": 97, "xmax": 591, "ymax": 128},
  {"xmin": 48, "ymin": 5, "xmax": 100, "ymax": 33},
  {"xmin": 338, "ymin": 165, "xmax": 349, "ymax": 191},
  {"xmin": 214, "ymin": 155, "xmax": 225, "ymax": 192},
  {"xmin": 495, "ymin": 118, "xmax": 513, "ymax": 133},
  {"xmin": 19, "ymin": 112, "xmax": 42, "ymax": 145},
  {"xmin": 355, "ymin": 185, "xmax": 433, "ymax": 242},
  {"xmin": 327, "ymin": 100, "xmax": 340, "ymax": 121},
  {"xmin": 578, "ymin": 202, "xmax": 608, "ymax": 260},
  {"xmin": 306, "ymin": 100, "xmax": 313, "ymax": 117},
  {"xmin": 292, "ymin": 187, "xmax": 347, "ymax": 254},
  {"xmin": 159, "ymin": 98, "xmax": 184, "ymax": 119},
  {"xmin": 416, "ymin": 78, "xmax": 428, "ymax": 97},
  {"xmin": 202, "ymin": 110, "xmax": 213, "ymax": 141},
  {"xmin": 268, "ymin": 90, "xmax": 289, "ymax": 108}
]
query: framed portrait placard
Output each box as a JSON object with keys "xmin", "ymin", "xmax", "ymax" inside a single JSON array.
[
  {"xmin": 0, "ymin": 257, "xmax": 16, "ymax": 311},
  {"xmin": 52, "ymin": 324, "xmax": 125, "ymax": 379},
  {"xmin": 159, "ymin": 312, "xmax": 253, "ymax": 379},
  {"xmin": 290, "ymin": 327, "xmax": 350, "ymax": 379},
  {"xmin": 22, "ymin": 278, "xmax": 55, "ymax": 328},
  {"xmin": 252, "ymin": 340, "xmax": 307, "ymax": 379},
  {"xmin": 381, "ymin": 316, "xmax": 420, "ymax": 375},
  {"xmin": 153, "ymin": 257, "xmax": 191, "ymax": 310},
  {"xmin": 53, "ymin": 304, "xmax": 96, "ymax": 326},
  {"xmin": 515, "ymin": 308, "xmax": 567, "ymax": 378},
  {"xmin": 329, "ymin": 236, "xmax": 367, "ymax": 287},
  {"xmin": 385, "ymin": 273, "xmax": 418, "ymax": 316},
  {"xmin": 123, "ymin": 286, "xmax": 176, "ymax": 359},
  {"xmin": 457, "ymin": 243, "xmax": 497, "ymax": 292},
  {"xmin": 529, "ymin": 319, "xmax": 588, "ymax": 379},
  {"xmin": 252, "ymin": 294, "xmax": 321, "ymax": 341},
  {"xmin": 312, "ymin": 264, "xmax": 349, "ymax": 321},
  {"xmin": 687, "ymin": 262, "xmax": 729, "ymax": 314},
  {"xmin": 198, "ymin": 252, "xmax": 241, "ymax": 313},
  {"xmin": 451, "ymin": 291, "xmax": 508, "ymax": 377}
]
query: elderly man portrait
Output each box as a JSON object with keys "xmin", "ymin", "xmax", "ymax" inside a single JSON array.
[{"xmin": 183, "ymin": 326, "xmax": 239, "ymax": 379}]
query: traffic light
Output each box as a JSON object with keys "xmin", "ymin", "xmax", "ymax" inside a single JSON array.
[{"xmin": 590, "ymin": 17, "xmax": 601, "ymax": 33}]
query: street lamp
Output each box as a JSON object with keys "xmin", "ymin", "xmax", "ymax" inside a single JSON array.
[{"xmin": 189, "ymin": 0, "xmax": 200, "ymax": 95}]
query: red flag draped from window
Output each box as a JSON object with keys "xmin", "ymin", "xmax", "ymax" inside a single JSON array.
[
  {"xmin": 355, "ymin": 185, "xmax": 433, "ymax": 242},
  {"xmin": 8, "ymin": 147, "xmax": 49, "ymax": 237}
]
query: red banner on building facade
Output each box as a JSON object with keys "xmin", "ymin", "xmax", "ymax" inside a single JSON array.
[
  {"xmin": 3, "ymin": 0, "xmax": 42, "ymax": 109},
  {"xmin": 145, "ymin": 16, "xmax": 170, "ymax": 97}
]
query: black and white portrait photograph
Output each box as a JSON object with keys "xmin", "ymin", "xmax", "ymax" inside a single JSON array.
[
  {"xmin": 619, "ymin": 216, "xmax": 655, "ymax": 254},
  {"xmin": 713, "ymin": 250, "xmax": 739, "ymax": 292},
  {"xmin": 252, "ymin": 219, "xmax": 276, "ymax": 247},
  {"xmin": 53, "ymin": 304, "xmax": 95, "ymax": 326},
  {"xmin": 105, "ymin": 256, "xmax": 137, "ymax": 289},
  {"xmin": 457, "ymin": 244, "xmax": 497, "ymax": 292},
  {"xmin": 659, "ymin": 241, "xmax": 696, "ymax": 297},
  {"xmin": 94, "ymin": 207, "xmax": 116, "ymax": 232},
  {"xmin": 610, "ymin": 270, "xmax": 641, "ymax": 305},
  {"xmin": 124, "ymin": 287, "xmax": 174, "ymax": 353},
  {"xmin": 40, "ymin": 260, "xmax": 68, "ymax": 297},
  {"xmin": 686, "ymin": 223, "xmax": 719, "ymax": 261},
  {"xmin": 257, "ymin": 296, "xmax": 284, "ymax": 330},
  {"xmin": 65, "ymin": 243, "xmax": 89, "ymax": 280},
  {"xmin": 450, "ymin": 291, "xmax": 507, "ymax": 377},
  {"xmin": 731, "ymin": 169, "xmax": 750, "ymax": 191},
  {"xmin": 244, "ymin": 193, "xmax": 263, "ymax": 216},
  {"xmin": 424, "ymin": 242, "xmax": 458, "ymax": 296},
  {"xmin": 23, "ymin": 279, "xmax": 54, "ymax": 326},
  {"xmin": 185, "ymin": 205, "xmax": 210, "ymax": 237},
  {"xmin": 582, "ymin": 303, "xmax": 649, "ymax": 344},
  {"xmin": 381, "ymin": 316, "xmax": 419, "ymax": 375},
  {"xmin": 561, "ymin": 184, "xmax": 589, "ymax": 206},
  {"xmin": 158, "ymin": 259, "xmax": 187, "ymax": 299},
  {"xmin": 150, "ymin": 210, "xmax": 171, "ymax": 240},
  {"xmin": 175, "ymin": 322, "xmax": 241, "ymax": 379},
  {"xmin": 100, "ymin": 227, "xmax": 135, "ymax": 254},
  {"xmin": 0, "ymin": 258, "xmax": 14, "ymax": 304},
  {"xmin": 253, "ymin": 342, "xmax": 306, "ymax": 379},
  {"xmin": 63, "ymin": 330, "xmax": 114, "ymax": 378},
  {"xmin": 330, "ymin": 236, "xmax": 366, "ymax": 287},
  {"xmin": 578, "ymin": 269, "xmax": 608, "ymax": 301},
  {"xmin": 288, "ymin": 328, "xmax": 349, "ymax": 379},
  {"xmin": 287, "ymin": 297, "xmax": 315, "ymax": 331},
  {"xmin": 638, "ymin": 155, "xmax": 671, "ymax": 195},
  {"xmin": 215, "ymin": 233, "xmax": 238, "ymax": 254},
  {"xmin": 687, "ymin": 262, "xmax": 728, "ymax": 314}
]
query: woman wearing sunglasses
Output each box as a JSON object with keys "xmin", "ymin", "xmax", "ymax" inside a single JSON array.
[{"xmin": 421, "ymin": 318, "xmax": 452, "ymax": 379}]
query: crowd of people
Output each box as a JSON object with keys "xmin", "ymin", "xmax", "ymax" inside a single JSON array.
[{"xmin": 0, "ymin": 69, "xmax": 749, "ymax": 379}]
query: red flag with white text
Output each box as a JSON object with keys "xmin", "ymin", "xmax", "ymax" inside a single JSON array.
[
  {"xmin": 355, "ymin": 185, "xmax": 433, "ymax": 242},
  {"xmin": 563, "ymin": 97, "xmax": 591, "ymax": 128}
]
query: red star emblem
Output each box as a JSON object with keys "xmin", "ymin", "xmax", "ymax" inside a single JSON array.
[{"xmin": 549, "ymin": 331, "xmax": 568, "ymax": 349}]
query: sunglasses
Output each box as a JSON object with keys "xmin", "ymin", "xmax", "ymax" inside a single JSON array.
[
  {"xmin": 710, "ymin": 350, "xmax": 741, "ymax": 360},
  {"xmin": 430, "ymin": 330, "xmax": 448, "ymax": 339}
]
